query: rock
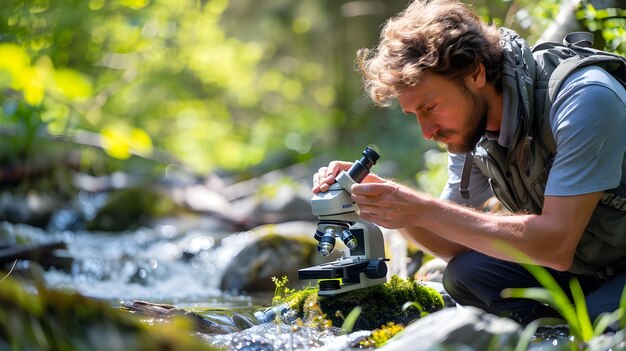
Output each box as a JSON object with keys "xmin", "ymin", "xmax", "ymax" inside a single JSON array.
[
  {"xmin": 219, "ymin": 221, "xmax": 341, "ymax": 293},
  {"xmin": 378, "ymin": 306, "xmax": 522, "ymax": 351},
  {"xmin": 0, "ymin": 241, "xmax": 73, "ymax": 272},
  {"xmin": 0, "ymin": 191, "xmax": 57, "ymax": 228},
  {"xmin": 230, "ymin": 179, "xmax": 316, "ymax": 225},
  {"xmin": 405, "ymin": 242, "xmax": 426, "ymax": 278},
  {"xmin": 121, "ymin": 300, "xmax": 250, "ymax": 334},
  {"xmin": 85, "ymin": 187, "xmax": 188, "ymax": 232},
  {"xmin": 383, "ymin": 229, "xmax": 409, "ymax": 278},
  {"xmin": 415, "ymin": 257, "xmax": 447, "ymax": 283}
]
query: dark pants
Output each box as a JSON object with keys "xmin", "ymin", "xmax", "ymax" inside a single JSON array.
[{"xmin": 442, "ymin": 251, "xmax": 626, "ymax": 325}]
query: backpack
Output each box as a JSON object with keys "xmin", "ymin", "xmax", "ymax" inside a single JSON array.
[{"xmin": 531, "ymin": 31, "xmax": 626, "ymax": 153}]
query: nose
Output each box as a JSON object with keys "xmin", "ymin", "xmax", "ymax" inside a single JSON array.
[{"xmin": 416, "ymin": 116, "xmax": 437, "ymax": 140}]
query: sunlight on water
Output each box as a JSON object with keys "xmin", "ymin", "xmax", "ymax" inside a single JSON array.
[
  {"xmin": 203, "ymin": 323, "xmax": 371, "ymax": 351},
  {"xmin": 1, "ymin": 221, "xmax": 258, "ymax": 304}
]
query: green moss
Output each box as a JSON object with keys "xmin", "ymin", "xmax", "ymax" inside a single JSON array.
[
  {"xmin": 360, "ymin": 322, "xmax": 406, "ymax": 348},
  {"xmin": 283, "ymin": 275, "xmax": 444, "ymax": 331}
]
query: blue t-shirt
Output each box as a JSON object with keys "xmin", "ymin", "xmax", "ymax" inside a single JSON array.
[{"xmin": 441, "ymin": 66, "xmax": 626, "ymax": 206}]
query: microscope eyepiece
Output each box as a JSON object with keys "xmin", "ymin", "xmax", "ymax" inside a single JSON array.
[{"xmin": 348, "ymin": 147, "xmax": 380, "ymax": 183}]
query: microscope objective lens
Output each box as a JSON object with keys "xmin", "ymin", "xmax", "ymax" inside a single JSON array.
[{"xmin": 341, "ymin": 229, "xmax": 358, "ymax": 250}]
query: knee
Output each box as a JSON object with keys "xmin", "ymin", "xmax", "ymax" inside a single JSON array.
[{"xmin": 442, "ymin": 252, "xmax": 477, "ymax": 296}]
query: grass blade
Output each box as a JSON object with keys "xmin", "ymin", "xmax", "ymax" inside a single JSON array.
[
  {"xmin": 569, "ymin": 278, "xmax": 592, "ymax": 341},
  {"xmin": 619, "ymin": 287, "xmax": 626, "ymax": 329},
  {"xmin": 340, "ymin": 306, "xmax": 362, "ymax": 335}
]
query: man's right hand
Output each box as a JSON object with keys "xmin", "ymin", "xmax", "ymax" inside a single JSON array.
[{"xmin": 312, "ymin": 161, "xmax": 353, "ymax": 194}]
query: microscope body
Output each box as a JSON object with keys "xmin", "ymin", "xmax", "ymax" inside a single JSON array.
[{"xmin": 298, "ymin": 165, "xmax": 388, "ymax": 296}]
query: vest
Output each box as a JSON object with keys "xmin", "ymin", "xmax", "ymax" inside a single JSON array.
[{"xmin": 465, "ymin": 30, "xmax": 626, "ymax": 279}]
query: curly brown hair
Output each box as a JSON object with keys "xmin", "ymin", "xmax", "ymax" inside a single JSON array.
[{"xmin": 357, "ymin": 0, "xmax": 502, "ymax": 107}]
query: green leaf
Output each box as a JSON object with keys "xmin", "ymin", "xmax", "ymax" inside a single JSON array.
[
  {"xmin": 569, "ymin": 279, "xmax": 593, "ymax": 341},
  {"xmin": 515, "ymin": 320, "xmax": 540, "ymax": 351},
  {"xmin": 53, "ymin": 69, "xmax": 93, "ymax": 101},
  {"xmin": 402, "ymin": 301, "xmax": 424, "ymax": 313},
  {"xmin": 619, "ymin": 287, "xmax": 626, "ymax": 329},
  {"xmin": 100, "ymin": 124, "xmax": 153, "ymax": 160},
  {"xmin": 593, "ymin": 310, "xmax": 621, "ymax": 336},
  {"xmin": 501, "ymin": 287, "xmax": 556, "ymax": 305},
  {"xmin": 0, "ymin": 43, "xmax": 31, "ymax": 88},
  {"xmin": 340, "ymin": 306, "xmax": 362, "ymax": 335}
]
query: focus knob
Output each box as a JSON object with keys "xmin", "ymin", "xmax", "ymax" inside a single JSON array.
[{"xmin": 364, "ymin": 259, "xmax": 388, "ymax": 279}]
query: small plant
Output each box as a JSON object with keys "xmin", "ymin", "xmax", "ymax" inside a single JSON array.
[
  {"xmin": 339, "ymin": 306, "xmax": 362, "ymax": 335},
  {"xmin": 360, "ymin": 322, "xmax": 406, "ymax": 348},
  {"xmin": 271, "ymin": 276, "xmax": 296, "ymax": 305},
  {"xmin": 498, "ymin": 243, "xmax": 626, "ymax": 347},
  {"xmin": 402, "ymin": 300, "xmax": 429, "ymax": 318}
]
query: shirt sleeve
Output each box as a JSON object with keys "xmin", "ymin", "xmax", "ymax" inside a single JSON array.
[
  {"xmin": 440, "ymin": 152, "xmax": 493, "ymax": 207},
  {"xmin": 545, "ymin": 66, "xmax": 626, "ymax": 196}
]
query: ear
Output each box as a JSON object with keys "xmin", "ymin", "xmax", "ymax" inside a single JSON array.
[{"xmin": 466, "ymin": 63, "xmax": 486, "ymax": 89}]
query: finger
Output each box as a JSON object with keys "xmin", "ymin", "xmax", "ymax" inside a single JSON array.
[
  {"xmin": 328, "ymin": 161, "xmax": 353, "ymax": 176},
  {"xmin": 314, "ymin": 167, "xmax": 328, "ymax": 181},
  {"xmin": 363, "ymin": 172, "xmax": 385, "ymax": 184},
  {"xmin": 351, "ymin": 183, "xmax": 388, "ymax": 196},
  {"xmin": 313, "ymin": 161, "xmax": 354, "ymax": 194},
  {"xmin": 355, "ymin": 204, "xmax": 378, "ymax": 220},
  {"xmin": 312, "ymin": 167, "xmax": 329, "ymax": 192}
]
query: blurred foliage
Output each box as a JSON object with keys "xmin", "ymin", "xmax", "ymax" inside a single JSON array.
[
  {"xmin": 416, "ymin": 148, "xmax": 449, "ymax": 197},
  {"xmin": 0, "ymin": 273, "xmax": 217, "ymax": 351},
  {"xmin": 0, "ymin": 0, "xmax": 624, "ymax": 192},
  {"xmin": 577, "ymin": 1, "xmax": 626, "ymax": 54}
]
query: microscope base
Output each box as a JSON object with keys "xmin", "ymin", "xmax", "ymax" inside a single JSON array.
[{"xmin": 298, "ymin": 258, "xmax": 388, "ymax": 296}]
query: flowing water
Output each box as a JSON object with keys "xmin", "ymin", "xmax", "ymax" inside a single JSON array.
[{"xmin": 5, "ymin": 221, "xmax": 252, "ymax": 303}]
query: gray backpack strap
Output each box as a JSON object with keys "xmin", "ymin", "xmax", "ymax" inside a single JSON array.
[
  {"xmin": 459, "ymin": 152, "xmax": 474, "ymax": 199},
  {"xmin": 548, "ymin": 55, "xmax": 626, "ymax": 103},
  {"xmin": 541, "ymin": 34, "xmax": 626, "ymax": 156},
  {"xmin": 547, "ymin": 57, "xmax": 583, "ymax": 103}
]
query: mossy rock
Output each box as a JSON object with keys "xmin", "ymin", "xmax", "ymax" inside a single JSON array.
[
  {"xmin": 283, "ymin": 275, "xmax": 444, "ymax": 331},
  {"xmin": 0, "ymin": 275, "xmax": 218, "ymax": 351},
  {"xmin": 220, "ymin": 222, "xmax": 342, "ymax": 293},
  {"xmin": 86, "ymin": 187, "xmax": 187, "ymax": 232}
]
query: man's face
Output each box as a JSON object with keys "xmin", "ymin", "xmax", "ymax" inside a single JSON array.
[{"xmin": 397, "ymin": 72, "xmax": 488, "ymax": 153}]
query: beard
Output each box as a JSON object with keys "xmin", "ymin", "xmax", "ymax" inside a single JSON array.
[{"xmin": 434, "ymin": 86, "xmax": 488, "ymax": 154}]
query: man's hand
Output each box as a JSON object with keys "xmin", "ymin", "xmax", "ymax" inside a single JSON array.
[
  {"xmin": 312, "ymin": 161, "xmax": 382, "ymax": 194},
  {"xmin": 351, "ymin": 180, "xmax": 426, "ymax": 229}
]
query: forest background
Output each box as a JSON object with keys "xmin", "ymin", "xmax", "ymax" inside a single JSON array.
[{"xmin": 1, "ymin": 0, "xmax": 625, "ymax": 197}]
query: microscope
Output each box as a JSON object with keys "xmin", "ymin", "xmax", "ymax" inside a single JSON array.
[{"xmin": 298, "ymin": 147, "xmax": 388, "ymax": 296}]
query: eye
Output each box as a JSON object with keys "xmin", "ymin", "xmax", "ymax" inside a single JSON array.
[{"xmin": 426, "ymin": 104, "xmax": 436, "ymax": 111}]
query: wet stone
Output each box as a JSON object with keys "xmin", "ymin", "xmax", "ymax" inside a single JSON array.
[
  {"xmin": 237, "ymin": 341, "xmax": 275, "ymax": 351},
  {"xmin": 219, "ymin": 221, "xmax": 341, "ymax": 293}
]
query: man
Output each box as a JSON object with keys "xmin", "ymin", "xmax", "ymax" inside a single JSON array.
[{"xmin": 313, "ymin": 0, "xmax": 626, "ymax": 324}]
